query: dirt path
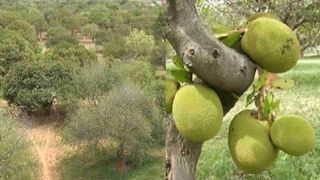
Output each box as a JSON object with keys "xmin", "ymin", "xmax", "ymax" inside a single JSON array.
[{"xmin": 25, "ymin": 123, "xmax": 63, "ymax": 180}]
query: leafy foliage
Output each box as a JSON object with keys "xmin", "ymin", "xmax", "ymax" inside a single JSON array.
[
  {"xmin": 7, "ymin": 20, "xmax": 38, "ymax": 49},
  {"xmin": 45, "ymin": 45, "xmax": 97, "ymax": 68},
  {"xmin": 0, "ymin": 111, "xmax": 35, "ymax": 179},
  {"xmin": 125, "ymin": 29, "xmax": 156, "ymax": 60},
  {"xmin": 0, "ymin": 29, "xmax": 35, "ymax": 76},
  {"xmin": 81, "ymin": 23, "xmax": 100, "ymax": 41},
  {"xmin": 3, "ymin": 61, "xmax": 73, "ymax": 111},
  {"xmin": 0, "ymin": 10, "xmax": 20, "ymax": 27},
  {"xmin": 64, "ymin": 83, "xmax": 155, "ymax": 163},
  {"xmin": 46, "ymin": 26, "xmax": 78, "ymax": 48}
]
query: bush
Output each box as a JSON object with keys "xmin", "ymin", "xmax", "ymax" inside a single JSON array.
[
  {"xmin": 62, "ymin": 61, "xmax": 165, "ymax": 144},
  {"xmin": 0, "ymin": 29, "xmax": 35, "ymax": 76},
  {"xmin": 45, "ymin": 45, "xmax": 97, "ymax": 68},
  {"xmin": 125, "ymin": 29, "xmax": 156, "ymax": 60},
  {"xmin": 7, "ymin": 20, "xmax": 38, "ymax": 49},
  {"xmin": 71, "ymin": 63, "xmax": 121, "ymax": 101},
  {"xmin": 109, "ymin": 61, "xmax": 166, "ymax": 143},
  {"xmin": 3, "ymin": 61, "xmax": 73, "ymax": 111},
  {"xmin": 102, "ymin": 32, "xmax": 126, "ymax": 61},
  {"xmin": 0, "ymin": 110, "xmax": 36, "ymax": 179},
  {"xmin": 46, "ymin": 26, "xmax": 79, "ymax": 48},
  {"xmin": 63, "ymin": 83, "xmax": 155, "ymax": 164}
]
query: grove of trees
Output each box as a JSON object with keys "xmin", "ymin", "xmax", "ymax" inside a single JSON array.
[{"xmin": 0, "ymin": 0, "xmax": 165, "ymax": 178}]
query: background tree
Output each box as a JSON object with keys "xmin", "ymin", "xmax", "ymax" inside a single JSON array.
[
  {"xmin": 46, "ymin": 26, "xmax": 79, "ymax": 48},
  {"xmin": 7, "ymin": 20, "xmax": 38, "ymax": 49},
  {"xmin": 46, "ymin": 45, "xmax": 97, "ymax": 68},
  {"xmin": 125, "ymin": 29, "xmax": 156, "ymax": 61},
  {"xmin": 197, "ymin": 0, "xmax": 320, "ymax": 56},
  {"xmin": 88, "ymin": 6, "xmax": 112, "ymax": 30},
  {"xmin": 81, "ymin": 23, "xmax": 100, "ymax": 42},
  {"xmin": 0, "ymin": 29, "xmax": 35, "ymax": 76},
  {"xmin": 19, "ymin": 8, "xmax": 48, "ymax": 41},
  {"xmin": 0, "ymin": 10, "xmax": 20, "ymax": 27},
  {"xmin": 3, "ymin": 61, "xmax": 73, "ymax": 112}
]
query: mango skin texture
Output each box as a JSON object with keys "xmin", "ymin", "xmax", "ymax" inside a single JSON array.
[
  {"xmin": 270, "ymin": 115, "xmax": 316, "ymax": 156},
  {"xmin": 172, "ymin": 84, "xmax": 223, "ymax": 143},
  {"xmin": 166, "ymin": 79, "xmax": 179, "ymax": 113},
  {"xmin": 228, "ymin": 110, "xmax": 278, "ymax": 174},
  {"xmin": 241, "ymin": 18, "xmax": 300, "ymax": 73}
]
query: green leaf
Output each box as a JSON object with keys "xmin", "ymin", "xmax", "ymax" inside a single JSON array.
[
  {"xmin": 166, "ymin": 63, "xmax": 191, "ymax": 83},
  {"xmin": 246, "ymin": 87, "xmax": 256, "ymax": 107},
  {"xmin": 172, "ymin": 55, "xmax": 184, "ymax": 69},
  {"xmin": 271, "ymin": 78, "xmax": 295, "ymax": 90},
  {"xmin": 254, "ymin": 71, "xmax": 268, "ymax": 90},
  {"xmin": 212, "ymin": 24, "xmax": 232, "ymax": 34},
  {"xmin": 216, "ymin": 33, "xmax": 229, "ymax": 40},
  {"xmin": 270, "ymin": 99, "xmax": 280, "ymax": 113},
  {"xmin": 221, "ymin": 31, "xmax": 242, "ymax": 47}
]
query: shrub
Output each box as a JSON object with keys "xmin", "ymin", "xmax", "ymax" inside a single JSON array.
[
  {"xmin": 102, "ymin": 32, "xmax": 126, "ymax": 61},
  {"xmin": 0, "ymin": 29, "xmax": 35, "ymax": 76},
  {"xmin": 71, "ymin": 63, "xmax": 121, "ymax": 101},
  {"xmin": 63, "ymin": 61, "xmax": 165, "ymax": 144},
  {"xmin": 125, "ymin": 29, "xmax": 156, "ymax": 60},
  {"xmin": 7, "ymin": 20, "xmax": 38, "ymax": 49},
  {"xmin": 46, "ymin": 26, "xmax": 78, "ymax": 48},
  {"xmin": 3, "ymin": 61, "xmax": 73, "ymax": 111},
  {"xmin": 110, "ymin": 61, "xmax": 166, "ymax": 143},
  {"xmin": 0, "ymin": 110, "xmax": 35, "ymax": 179},
  {"xmin": 63, "ymin": 83, "xmax": 155, "ymax": 164},
  {"xmin": 45, "ymin": 45, "xmax": 97, "ymax": 68}
]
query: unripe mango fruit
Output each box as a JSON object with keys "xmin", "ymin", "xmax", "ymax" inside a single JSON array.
[
  {"xmin": 270, "ymin": 115, "xmax": 316, "ymax": 156},
  {"xmin": 165, "ymin": 79, "xmax": 179, "ymax": 113},
  {"xmin": 228, "ymin": 110, "xmax": 278, "ymax": 174},
  {"xmin": 172, "ymin": 84, "xmax": 223, "ymax": 143},
  {"xmin": 241, "ymin": 18, "xmax": 300, "ymax": 73}
]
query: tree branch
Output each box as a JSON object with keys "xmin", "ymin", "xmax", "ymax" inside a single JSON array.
[
  {"xmin": 165, "ymin": 0, "xmax": 257, "ymax": 179},
  {"xmin": 301, "ymin": 30, "xmax": 320, "ymax": 52},
  {"xmin": 291, "ymin": 16, "xmax": 306, "ymax": 30},
  {"xmin": 166, "ymin": 0, "xmax": 256, "ymax": 95}
]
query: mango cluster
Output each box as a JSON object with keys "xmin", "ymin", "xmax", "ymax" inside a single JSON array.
[{"xmin": 228, "ymin": 110, "xmax": 315, "ymax": 174}]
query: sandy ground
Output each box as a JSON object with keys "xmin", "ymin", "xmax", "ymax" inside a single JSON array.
[{"xmin": 24, "ymin": 122, "xmax": 63, "ymax": 180}]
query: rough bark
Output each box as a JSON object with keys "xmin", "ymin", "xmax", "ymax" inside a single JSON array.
[{"xmin": 165, "ymin": 0, "xmax": 256, "ymax": 179}]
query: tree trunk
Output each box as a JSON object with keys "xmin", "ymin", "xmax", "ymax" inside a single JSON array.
[{"xmin": 165, "ymin": 0, "xmax": 256, "ymax": 179}]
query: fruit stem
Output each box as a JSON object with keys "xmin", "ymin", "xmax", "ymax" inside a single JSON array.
[{"xmin": 257, "ymin": 66, "xmax": 265, "ymax": 121}]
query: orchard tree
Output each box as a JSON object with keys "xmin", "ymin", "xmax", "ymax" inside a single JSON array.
[
  {"xmin": 46, "ymin": 26, "xmax": 79, "ymax": 48},
  {"xmin": 125, "ymin": 29, "xmax": 156, "ymax": 60},
  {"xmin": 165, "ymin": 0, "xmax": 315, "ymax": 179},
  {"xmin": 88, "ymin": 6, "xmax": 112, "ymax": 30},
  {"xmin": 165, "ymin": 1, "xmax": 255, "ymax": 178},
  {"xmin": 3, "ymin": 61, "xmax": 73, "ymax": 112},
  {"xmin": 81, "ymin": 23, "xmax": 100, "ymax": 42},
  {"xmin": 0, "ymin": 10, "xmax": 20, "ymax": 27},
  {"xmin": 7, "ymin": 20, "xmax": 38, "ymax": 49},
  {"xmin": 20, "ymin": 8, "xmax": 48, "ymax": 40},
  {"xmin": 0, "ymin": 29, "xmax": 35, "ymax": 76},
  {"xmin": 46, "ymin": 45, "xmax": 97, "ymax": 68}
]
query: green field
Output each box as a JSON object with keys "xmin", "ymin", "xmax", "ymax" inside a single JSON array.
[
  {"xmin": 60, "ymin": 146, "xmax": 164, "ymax": 180},
  {"xmin": 197, "ymin": 58, "xmax": 320, "ymax": 179}
]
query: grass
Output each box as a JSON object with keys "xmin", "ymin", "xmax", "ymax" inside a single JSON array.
[
  {"xmin": 60, "ymin": 146, "xmax": 164, "ymax": 180},
  {"xmin": 59, "ymin": 58, "xmax": 320, "ymax": 179},
  {"xmin": 0, "ymin": 110, "xmax": 37, "ymax": 179},
  {"xmin": 197, "ymin": 58, "xmax": 320, "ymax": 180}
]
